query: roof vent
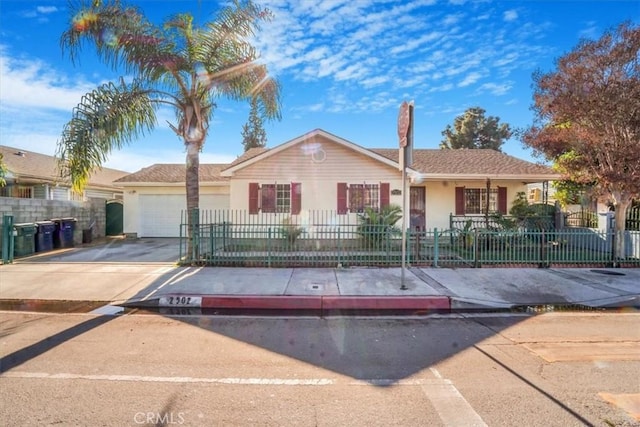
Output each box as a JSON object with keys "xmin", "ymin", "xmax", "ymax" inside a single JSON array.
[{"xmin": 14, "ymin": 151, "xmax": 26, "ymax": 157}]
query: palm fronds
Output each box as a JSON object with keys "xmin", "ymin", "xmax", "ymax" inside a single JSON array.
[{"xmin": 57, "ymin": 78, "xmax": 156, "ymax": 193}]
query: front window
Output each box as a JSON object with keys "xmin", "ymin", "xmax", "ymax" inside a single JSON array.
[
  {"xmin": 261, "ymin": 184, "xmax": 291, "ymax": 213},
  {"xmin": 276, "ymin": 184, "xmax": 291, "ymax": 213},
  {"xmin": 349, "ymin": 184, "xmax": 379, "ymax": 213},
  {"xmin": 464, "ymin": 188, "xmax": 497, "ymax": 214}
]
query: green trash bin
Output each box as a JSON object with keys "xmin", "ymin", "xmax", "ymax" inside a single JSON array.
[{"xmin": 13, "ymin": 223, "xmax": 36, "ymax": 257}]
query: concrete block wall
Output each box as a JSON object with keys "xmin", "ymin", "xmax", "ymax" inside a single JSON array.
[{"xmin": 0, "ymin": 197, "xmax": 107, "ymax": 245}]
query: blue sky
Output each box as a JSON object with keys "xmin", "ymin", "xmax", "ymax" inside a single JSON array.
[{"xmin": 1, "ymin": 0, "xmax": 638, "ymax": 173}]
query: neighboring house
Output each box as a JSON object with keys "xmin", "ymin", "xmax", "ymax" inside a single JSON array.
[
  {"xmin": 116, "ymin": 129, "xmax": 561, "ymax": 237},
  {"xmin": 0, "ymin": 145, "xmax": 128, "ymax": 201},
  {"xmin": 527, "ymin": 182, "xmax": 557, "ymax": 204}
]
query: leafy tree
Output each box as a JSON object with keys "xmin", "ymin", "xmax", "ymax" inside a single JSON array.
[
  {"xmin": 522, "ymin": 22, "xmax": 640, "ymax": 259},
  {"xmin": 57, "ymin": 0, "xmax": 281, "ymax": 218},
  {"xmin": 440, "ymin": 107, "xmax": 512, "ymax": 151},
  {"xmin": 241, "ymin": 97, "xmax": 267, "ymax": 151}
]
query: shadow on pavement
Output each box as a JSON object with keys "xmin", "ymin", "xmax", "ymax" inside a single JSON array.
[
  {"xmin": 175, "ymin": 315, "xmax": 513, "ymax": 382},
  {"xmin": 0, "ymin": 315, "xmax": 115, "ymax": 373}
]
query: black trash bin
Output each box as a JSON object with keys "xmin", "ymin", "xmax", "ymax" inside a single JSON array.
[
  {"xmin": 82, "ymin": 228, "xmax": 92, "ymax": 244},
  {"xmin": 35, "ymin": 221, "xmax": 56, "ymax": 252},
  {"xmin": 13, "ymin": 223, "xmax": 36, "ymax": 257},
  {"xmin": 52, "ymin": 218, "xmax": 77, "ymax": 248}
]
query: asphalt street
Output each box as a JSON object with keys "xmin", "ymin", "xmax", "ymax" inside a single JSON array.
[{"xmin": 1, "ymin": 311, "xmax": 638, "ymax": 426}]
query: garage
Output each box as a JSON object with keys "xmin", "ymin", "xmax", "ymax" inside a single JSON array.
[{"xmin": 139, "ymin": 194, "xmax": 230, "ymax": 237}]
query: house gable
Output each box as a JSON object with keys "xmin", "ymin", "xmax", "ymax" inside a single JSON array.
[
  {"xmin": 221, "ymin": 129, "xmax": 400, "ymax": 178},
  {"xmin": 228, "ymin": 132, "xmax": 401, "ymax": 181}
]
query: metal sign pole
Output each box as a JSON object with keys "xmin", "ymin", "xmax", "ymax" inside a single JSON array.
[
  {"xmin": 400, "ymin": 154, "xmax": 407, "ymax": 290},
  {"xmin": 397, "ymin": 100, "xmax": 413, "ymax": 291}
]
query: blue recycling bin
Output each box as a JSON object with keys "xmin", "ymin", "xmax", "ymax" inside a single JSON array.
[
  {"xmin": 35, "ymin": 221, "xmax": 56, "ymax": 252},
  {"xmin": 52, "ymin": 218, "xmax": 77, "ymax": 248}
]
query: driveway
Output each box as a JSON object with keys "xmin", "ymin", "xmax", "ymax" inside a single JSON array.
[{"xmin": 21, "ymin": 237, "xmax": 182, "ymax": 263}]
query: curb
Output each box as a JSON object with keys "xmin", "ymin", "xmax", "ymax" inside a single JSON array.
[{"xmin": 129, "ymin": 294, "xmax": 452, "ymax": 312}]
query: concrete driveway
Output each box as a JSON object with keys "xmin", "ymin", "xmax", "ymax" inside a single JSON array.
[{"xmin": 20, "ymin": 237, "xmax": 182, "ymax": 263}]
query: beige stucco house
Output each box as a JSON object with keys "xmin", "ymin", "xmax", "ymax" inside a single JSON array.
[{"xmin": 116, "ymin": 129, "xmax": 561, "ymax": 237}]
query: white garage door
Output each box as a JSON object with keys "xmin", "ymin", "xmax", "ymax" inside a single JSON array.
[{"xmin": 139, "ymin": 194, "xmax": 230, "ymax": 237}]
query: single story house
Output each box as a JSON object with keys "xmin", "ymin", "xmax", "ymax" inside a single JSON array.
[
  {"xmin": 0, "ymin": 145, "xmax": 128, "ymax": 201},
  {"xmin": 116, "ymin": 129, "xmax": 561, "ymax": 238}
]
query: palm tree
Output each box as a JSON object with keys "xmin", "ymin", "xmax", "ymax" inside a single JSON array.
[{"xmin": 57, "ymin": 0, "xmax": 281, "ymax": 221}]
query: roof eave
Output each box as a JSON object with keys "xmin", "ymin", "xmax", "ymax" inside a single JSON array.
[
  {"xmin": 116, "ymin": 181, "xmax": 230, "ymax": 187},
  {"xmin": 415, "ymin": 173, "xmax": 562, "ymax": 181}
]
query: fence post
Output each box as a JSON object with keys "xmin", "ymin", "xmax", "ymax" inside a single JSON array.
[
  {"xmin": 179, "ymin": 211, "xmax": 183, "ymax": 262},
  {"xmin": 2, "ymin": 215, "xmax": 14, "ymax": 264},
  {"xmin": 473, "ymin": 229, "xmax": 480, "ymax": 268},
  {"xmin": 209, "ymin": 223, "xmax": 215, "ymax": 263},
  {"xmin": 539, "ymin": 230, "xmax": 548, "ymax": 268},
  {"xmin": 337, "ymin": 227, "xmax": 341, "ymax": 266},
  {"xmin": 268, "ymin": 227, "xmax": 272, "ymax": 268},
  {"xmin": 433, "ymin": 228, "xmax": 439, "ymax": 268},
  {"xmin": 386, "ymin": 226, "xmax": 390, "ymax": 266},
  {"xmin": 610, "ymin": 228, "xmax": 617, "ymax": 268},
  {"xmin": 191, "ymin": 208, "xmax": 200, "ymax": 262},
  {"xmin": 406, "ymin": 228, "xmax": 411, "ymax": 266}
]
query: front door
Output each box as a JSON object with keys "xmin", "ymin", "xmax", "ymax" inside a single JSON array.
[{"xmin": 410, "ymin": 187, "xmax": 426, "ymax": 230}]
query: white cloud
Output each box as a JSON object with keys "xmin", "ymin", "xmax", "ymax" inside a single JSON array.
[
  {"xmin": 458, "ymin": 71, "xmax": 483, "ymax": 87},
  {"xmin": 579, "ymin": 21, "xmax": 599, "ymax": 40},
  {"xmin": 36, "ymin": 6, "xmax": 58, "ymax": 14},
  {"xmin": 503, "ymin": 10, "xmax": 518, "ymax": 22},
  {"xmin": 477, "ymin": 82, "xmax": 513, "ymax": 96},
  {"xmin": 0, "ymin": 51, "xmax": 96, "ymax": 111},
  {"xmin": 334, "ymin": 64, "xmax": 367, "ymax": 81},
  {"xmin": 361, "ymin": 76, "xmax": 389, "ymax": 88},
  {"xmin": 104, "ymin": 150, "xmax": 236, "ymax": 173}
]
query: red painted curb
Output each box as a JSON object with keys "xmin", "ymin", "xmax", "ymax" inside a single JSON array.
[
  {"xmin": 197, "ymin": 295, "xmax": 451, "ymax": 311},
  {"xmin": 201, "ymin": 295, "xmax": 323, "ymax": 310},
  {"xmin": 322, "ymin": 296, "xmax": 451, "ymax": 311}
]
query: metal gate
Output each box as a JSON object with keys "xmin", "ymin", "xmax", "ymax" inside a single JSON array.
[{"xmin": 105, "ymin": 200, "xmax": 123, "ymax": 236}]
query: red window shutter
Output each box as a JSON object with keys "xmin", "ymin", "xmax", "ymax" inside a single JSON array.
[
  {"xmin": 380, "ymin": 182, "xmax": 390, "ymax": 209},
  {"xmin": 455, "ymin": 187, "xmax": 465, "ymax": 215},
  {"xmin": 291, "ymin": 182, "xmax": 302, "ymax": 215},
  {"xmin": 249, "ymin": 183, "xmax": 259, "ymax": 214},
  {"xmin": 498, "ymin": 186, "xmax": 507, "ymax": 214},
  {"xmin": 337, "ymin": 183, "xmax": 348, "ymax": 215},
  {"xmin": 262, "ymin": 184, "xmax": 276, "ymax": 213}
]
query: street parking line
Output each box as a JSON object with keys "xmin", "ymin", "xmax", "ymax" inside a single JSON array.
[
  {"xmin": 424, "ymin": 368, "xmax": 488, "ymax": 427},
  {"xmin": 1, "ymin": 372, "xmax": 335, "ymax": 385},
  {"xmin": 3, "ymin": 370, "xmax": 488, "ymax": 425}
]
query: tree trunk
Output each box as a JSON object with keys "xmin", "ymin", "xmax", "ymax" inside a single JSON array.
[
  {"xmin": 185, "ymin": 142, "xmax": 200, "ymax": 260},
  {"xmin": 613, "ymin": 198, "xmax": 631, "ymax": 261}
]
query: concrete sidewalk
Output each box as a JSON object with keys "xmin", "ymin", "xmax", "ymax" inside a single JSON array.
[{"xmin": 1, "ymin": 261, "xmax": 639, "ymax": 312}]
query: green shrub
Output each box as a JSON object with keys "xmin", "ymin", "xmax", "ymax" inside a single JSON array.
[
  {"xmin": 357, "ymin": 204, "xmax": 402, "ymax": 248},
  {"xmin": 279, "ymin": 217, "xmax": 304, "ymax": 246}
]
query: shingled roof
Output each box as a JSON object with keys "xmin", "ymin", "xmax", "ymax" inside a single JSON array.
[
  {"xmin": 114, "ymin": 163, "xmax": 229, "ymax": 183},
  {"xmin": 112, "ymin": 136, "xmax": 557, "ymax": 184},
  {"xmin": 223, "ymin": 147, "xmax": 270, "ymax": 170},
  {"xmin": 371, "ymin": 148, "xmax": 555, "ymax": 176},
  {"xmin": 0, "ymin": 145, "xmax": 128, "ymax": 189}
]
